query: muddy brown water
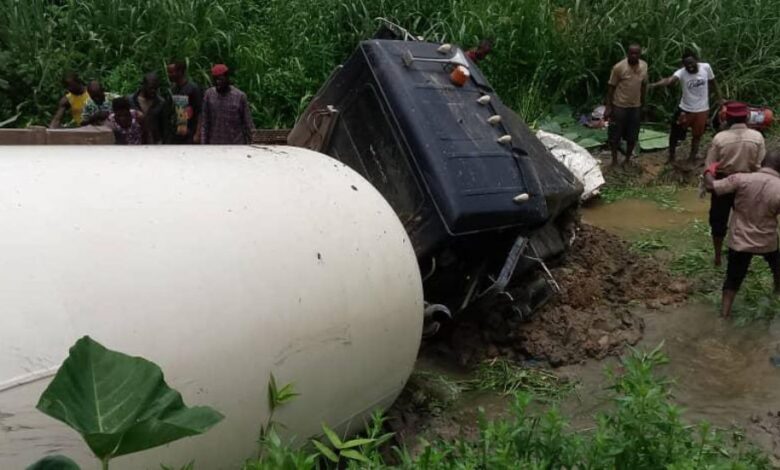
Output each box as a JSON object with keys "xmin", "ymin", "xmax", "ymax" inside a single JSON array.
[
  {"xmin": 560, "ymin": 304, "xmax": 780, "ymax": 429},
  {"xmin": 582, "ymin": 188, "xmax": 708, "ymax": 238}
]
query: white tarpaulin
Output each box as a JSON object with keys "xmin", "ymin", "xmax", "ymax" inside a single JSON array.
[{"xmin": 536, "ymin": 130, "xmax": 605, "ymax": 201}]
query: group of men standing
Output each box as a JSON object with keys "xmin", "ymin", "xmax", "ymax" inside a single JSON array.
[
  {"xmin": 606, "ymin": 45, "xmax": 722, "ymax": 166},
  {"xmin": 49, "ymin": 62, "xmax": 255, "ymax": 145},
  {"xmin": 607, "ymin": 44, "xmax": 776, "ymax": 319}
]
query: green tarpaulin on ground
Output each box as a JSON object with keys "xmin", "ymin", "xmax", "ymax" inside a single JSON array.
[{"xmin": 537, "ymin": 105, "xmax": 668, "ymax": 151}]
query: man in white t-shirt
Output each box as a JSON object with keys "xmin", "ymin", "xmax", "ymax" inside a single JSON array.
[{"xmin": 650, "ymin": 50, "xmax": 722, "ymax": 162}]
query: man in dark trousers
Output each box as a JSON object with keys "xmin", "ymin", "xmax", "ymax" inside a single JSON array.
[
  {"xmin": 166, "ymin": 60, "xmax": 202, "ymax": 144},
  {"xmin": 704, "ymin": 149, "xmax": 780, "ymax": 318},
  {"xmin": 605, "ymin": 43, "xmax": 647, "ymax": 166},
  {"xmin": 704, "ymin": 101, "xmax": 766, "ymax": 266},
  {"xmin": 200, "ymin": 64, "xmax": 255, "ymax": 145}
]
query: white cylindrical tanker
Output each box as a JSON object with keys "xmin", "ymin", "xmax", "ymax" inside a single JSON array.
[{"xmin": 0, "ymin": 145, "xmax": 423, "ymax": 469}]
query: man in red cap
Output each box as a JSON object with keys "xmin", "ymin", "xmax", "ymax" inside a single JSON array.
[
  {"xmin": 704, "ymin": 149, "xmax": 780, "ymax": 318},
  {"xmin": 200, "ymin": 64, "xmax": 255, "ymax": 145},
  {"xmin": 704, "ymin": 101, "xmax": 766, "ymax": 266}
]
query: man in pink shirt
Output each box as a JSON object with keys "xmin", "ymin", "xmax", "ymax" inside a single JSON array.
[{"xmin": 704, "ymin": 149, "xmax": 780, "ymax": 318}]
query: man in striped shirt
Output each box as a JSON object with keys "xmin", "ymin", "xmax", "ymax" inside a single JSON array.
[{"xmin": 200, "ymin": 64, "xmax": 255, "ymax": 145}]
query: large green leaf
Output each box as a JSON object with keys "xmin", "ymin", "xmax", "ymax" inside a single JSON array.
[
  {"xmin": 26, "ymin": 455, "xmax": 81, "ymax": 470},
  {"xmin": 638, "ymin": 128, "xmax": 670, "ymax": 151},
  {"xmin": 36, "ymin": 336, "xmax": 224, "ymax": 460}
]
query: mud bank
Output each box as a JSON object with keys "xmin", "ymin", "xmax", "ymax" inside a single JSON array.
[{"xmin": 447, "ymin": 223, "xmax": 690, "ymax": 367}]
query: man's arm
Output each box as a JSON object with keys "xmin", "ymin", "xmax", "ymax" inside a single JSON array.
[
  {"xmin": 705, "ymin": 138, "xmax": 720, "ymax": 166},
  {"xmin": 648, "ymin": 75, "xmax": 678, "ymax": 89},
  {"xmin": 757, "ymin": 138, "xmax": 767, "ymax": 167},
  {"xmin": 709, "ymin": 77, "xmax": 723, "ymax": 107},
  {"xmin": 605, "ymin": 85, "xmax": 616, "ymax": 119},
  {"xmin": 706, "ymin": 172, "xmax": 741, "ymax": 195},
  {"xmin": 200, "ymin": 95, "xmax": 210, "ymax": 145},
  {"xmin": 192, "ymin": 87, "xmax": 203, "ymax": 144},
  {"xmin": 49, "ymin": 96, "xmax": 69, "ymax": 128},
  {"xmin": 241, "ymin": 94, "xmax": 255, "ymax": 144},
  {"xmin": 605, "ymin": 65, "xmax": 619, "ymax": 119},
  {"xmin": 83, "ymin": 109, "xmax": 110, "ymax": 126}
]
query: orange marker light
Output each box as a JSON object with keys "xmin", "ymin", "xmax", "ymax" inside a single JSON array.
[{"xmin": 450, "ymin": 65, "xmax": 470, "ymax": 87}]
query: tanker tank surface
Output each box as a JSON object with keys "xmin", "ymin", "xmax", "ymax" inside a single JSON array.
[
  {"xmin": 290, "ymin": 33, "xmax": 583, "ymax": 328},
  {"xmin": 0, "ymin": 145, "xmax": 423, "ymax": 469}
]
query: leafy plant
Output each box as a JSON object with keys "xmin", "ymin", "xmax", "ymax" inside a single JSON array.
[
  {"xmin": 261, "ymin": 373, "xmax": 300, "ymax": 438},
  {"xmin": 311, "ymin": 422, "xmax": 378, "ymax": 465},
  {"xmin": 463, "ymin": 357, "xmax": 574, "ymax": 401},
  {"xmin": 31, "ymin": 336, "xmax": 223, "ymax": 470}
]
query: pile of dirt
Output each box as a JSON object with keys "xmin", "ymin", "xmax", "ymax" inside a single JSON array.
[{"xmin": 448, "ymin": 223, "xmax": 690, "ymax": 366}]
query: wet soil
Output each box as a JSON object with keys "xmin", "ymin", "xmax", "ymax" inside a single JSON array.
[
  {"xmin": 559, "ymin": 303, "xmax": 780, "ymax": 465},
  {"xmin": 444, "ymin": 223, "xmax": 690, "ymax": 368}
]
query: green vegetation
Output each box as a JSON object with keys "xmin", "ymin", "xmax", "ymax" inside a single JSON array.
[
  {"xmin": 2, "ymin": 0, "xmax": 780, "ymax": 128},
  {"xmin": 669, "ymin": 221, "xmax": 780, "ymax": 323},
  {"xmin": 600, "ymin": 184, "xmax": 682, "ymax": 209},
  {"xmin": 30, "ymin": 336, "xmax": 223, "ymax": 470},
  {"xmin": 628, "ymin": 217, "xmax": 780, "ymax": 323},
  {"xmin": 464, "ymin": 358, "xmax": 574, "ymax": 401},
  {"xmin": 244, "ymin": 346, "xmax": 769, "ymax": 468}
]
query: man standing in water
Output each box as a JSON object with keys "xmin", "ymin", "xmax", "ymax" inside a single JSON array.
[
  {"xmin": 605, "ymin": 43, "xmax": 647, "ymax": 166},
  {"xmin": 704, "ymin": 149, "xmax": 780, "ymax": 319},
  {"xmin": 650, "ymin": 50, "xmax": 722, "ymax": 162},
  {"xmin": 704, "ymin": 101, "xmax": 766, "ymax": 267},
  {"xmin": 200, "ymin": 64, "xmax": 254, "ymax": 145}
]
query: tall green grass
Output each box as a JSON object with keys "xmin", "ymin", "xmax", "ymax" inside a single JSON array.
[{"xmin": 1, "ymin": 0, "xmax": 780, "ymax": 128}]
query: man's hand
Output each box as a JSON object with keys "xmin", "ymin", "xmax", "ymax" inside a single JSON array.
[{"xmin": 604, "ymin": 105, "xmax": 612, "ymax": 120}]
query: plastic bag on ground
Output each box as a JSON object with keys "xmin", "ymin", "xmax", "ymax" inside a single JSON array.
[{"xmin": 536, "ymin": 130, "xmax": 605, "ymax": 201}]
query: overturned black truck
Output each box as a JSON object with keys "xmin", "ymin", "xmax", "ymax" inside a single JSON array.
[{"xmin": 289, "ymin": 33, "xmax": 583, "ymax": 333}]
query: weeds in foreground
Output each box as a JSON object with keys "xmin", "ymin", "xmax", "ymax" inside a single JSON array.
[
  {"xmin": 246, "ymin": 345, "xmax": 769, "ymax": 469},
  {"xmin": 463, "ymin": 358, "xmax": 574, "ymax": 401}
]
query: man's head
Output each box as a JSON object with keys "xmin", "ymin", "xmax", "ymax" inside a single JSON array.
[
  {"xmin": 167, "ymin": 60, "xmax": 187, "ymax": 85},
  {"xmin": 87, "ymin": 80, "xmax": 105, "ymax": 103},
  {"xmin": 211, "ymin": 64, "xmax": 230, "ymax": 93},
  {"xmin": 63, "ymin": 72, "xmax": 85, "ymax": 95},
  {"xmin": 762, "ymin": 149, "xmax": 780, "ymax": 173},
  {"xmin": 682, "ymin": 50, "xmax": 699, "ymax": 73},
  {"xmin": 627, "ymin": 43, "xmax": 642, "ymax": 65},
  {"xmin": 141, "ymin": 72, "xmax": 160, "ymax": 100},
  {"xmin": 725, "ymin": 101, "xmax": 749, "ymax": 126},
  {"xmin": 474, "ymin": 39, "xmax": 493, "ymax": 60},
  {"xmin": 111, "ymin": 96, "xmax": 132, "ymax": 129}
]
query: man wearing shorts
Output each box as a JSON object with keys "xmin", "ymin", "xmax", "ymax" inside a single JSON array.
[
  {"xmin": 650, "ymin": 50, "xmax": 722, "ymax": 162},
  {"xmin": 704, "ymin": 101, "xmax": 766, "ymax": 266},
  {"xmin": 704, "ymin": 149, "xmax": 780, "ymax": 318},
  {"xmin": 605, "ymin": 44, "xmax": 647, "ymax": 166}
]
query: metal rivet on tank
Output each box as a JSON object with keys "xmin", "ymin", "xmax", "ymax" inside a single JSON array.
[
  {"xmin": 487, "ymin": 115, "xmax": 502, "ymax": 125},
  {"xmin": 513, "ymin": 193, "xmax": 530, "ymax": 203},
  {"xmin": 477, "ymin": 95, "xmax": 491, "ymax": 105},
  {"xmin": 497, "ymin": 135, "xmax": 512, "ymax": 144},
  {"xmin": 437, "ymin": 44, "xmax": 452, "ymax": 54}
]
